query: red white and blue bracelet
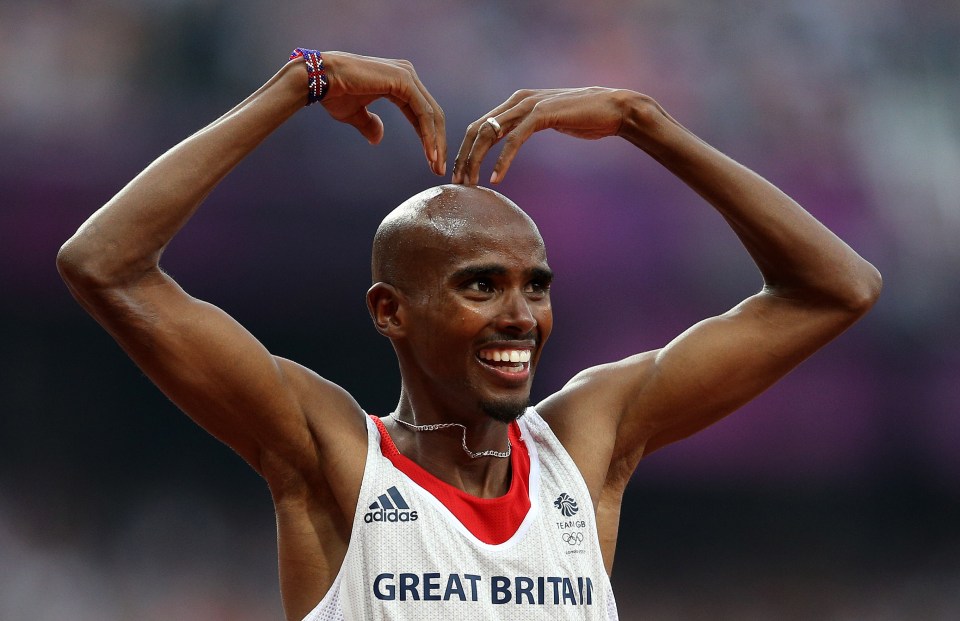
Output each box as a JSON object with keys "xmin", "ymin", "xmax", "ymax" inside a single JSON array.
[{"xmin": 289, "ymin": 48, "xmax": 328, "ymax": 105}]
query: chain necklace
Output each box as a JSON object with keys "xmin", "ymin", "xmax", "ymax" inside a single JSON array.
[{"xmin": 393, "ymin": 417, "xmax": 512, "ymax": 459}]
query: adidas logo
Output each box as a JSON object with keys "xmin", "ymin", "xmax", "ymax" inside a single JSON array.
[{"xmin": 364, "ymin": 486, "xmax": 419, "ymax": 524}]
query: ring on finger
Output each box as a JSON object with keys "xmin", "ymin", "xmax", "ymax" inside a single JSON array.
[{"xmin": 483, "ymin": 117, "xmax": 503, "ymax": 139}]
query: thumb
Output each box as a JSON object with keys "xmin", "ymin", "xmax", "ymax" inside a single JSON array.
[{"xmin": 346, "ymin": 108, "xmax": 384, "ymax": 145}]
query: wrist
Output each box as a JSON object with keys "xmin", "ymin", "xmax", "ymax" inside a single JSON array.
[
  {"xmin": 288, "ymin": 48, "xmax": 328, "ymax": 106},
  {"xmin": 616, "ymin": 92, "xmax": 666, "ymax": 147}
]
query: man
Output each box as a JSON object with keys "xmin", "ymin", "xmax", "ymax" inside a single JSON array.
[{"xmin": 58, "ymin": 49, "xmax": 880, "ymax": 620}]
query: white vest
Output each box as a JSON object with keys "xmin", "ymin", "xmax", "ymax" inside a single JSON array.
[{"xmin": 303, "ymin": 407, "xmax": 619, "ymax": 620}]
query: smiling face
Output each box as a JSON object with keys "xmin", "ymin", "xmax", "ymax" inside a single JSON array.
[{"xmin": 370, "ymin": 185, "xmax": 554, "ymax": 424}]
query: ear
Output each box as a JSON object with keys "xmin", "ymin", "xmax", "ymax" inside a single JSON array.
[{"xmin": 366, "ymin": 282, "xmax": 406, "ymax": 338}]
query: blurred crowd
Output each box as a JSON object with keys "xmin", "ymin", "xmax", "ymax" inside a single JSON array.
[{"xmin": 2, "ymin": 0, "xmax": 958, "ymax": 618}]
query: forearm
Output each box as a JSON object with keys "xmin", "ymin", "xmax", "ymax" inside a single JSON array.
[
  {"xmin": 618, "ymin": 94, "xmax": 881, "ymax": 309},
  {"xmin": 58, "ymin": 59, "xmax": 306, "ymax": 289}
]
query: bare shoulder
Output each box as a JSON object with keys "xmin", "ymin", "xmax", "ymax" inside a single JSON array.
[
  {"xmin": 536, "ymin": 350, "xmax": 660, "ymax": 498},
  {"xmin": 267, "ymin": 362, "xmax": 371, "ymax": 621},
  {"xmin": 262, "ymin": 357, "xmax": 369, "ymax": 490},
  {"xmin": 266, "ymin": 360, "xmax": 371, "ymax": 617}
]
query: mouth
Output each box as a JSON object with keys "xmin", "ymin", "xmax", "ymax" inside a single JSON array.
[{"xmin": 477, "ymin": 347, "xmax": 533, "ymax": 379}]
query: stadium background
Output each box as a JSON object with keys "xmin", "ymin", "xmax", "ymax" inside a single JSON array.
[{"xmin": 1, "ymin": 0, "xmax": 958, "ymax": 618}]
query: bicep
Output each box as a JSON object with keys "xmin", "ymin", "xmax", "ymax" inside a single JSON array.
[
  {"xmin": 547, "ymin": 290, "xmax": 862, "ymax": 480},
  {"xmin": 627, "ymin": 290, "xmax": 861, "ymax": 458},
  {"xmin": 80, "ymin": 268, "xmax": 345, "ymax": 474}
]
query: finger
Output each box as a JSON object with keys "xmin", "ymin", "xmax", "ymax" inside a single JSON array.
[
  {"xmin": 459, "ymin": 102, "xmax": 532, "ymax": 184},
  {"xmin": 486, "ymin": 94, "xmax": 578, "ymax": 183},
  {"xmin": 391, "ymin": 96, "xmax": 425, "ymax": 142},
  {"xmin": 394, "ymin": 95, "xmax": 442, "ymax": 174},
  {"xmin": 408, "ymin": 71, "xmax": 447, "ymax": 175},
  {"xmin": 465, "ymin": 117, "xmax": 506, "ymax": 185},
  {"xmin": 342, "ymin": 108, "xmax": 385, "ymax": 144},
  {"xmin": 451, "ymin": 114, "xmax": 498, "ymax": 184},
  {"xmin": 489, "ymin": 113, "xmax": 543, "ymax": 183},
  {"xmin": 452, "ymin": 90, "xmax": 540, "ymax": 184},
  {"xmin": 453, "ymin": 114, "xmax": 505, "ymax": 184},
  {"xmin": 388, "ymin": 61, "xmax": 444, "ymax": 175},
  {"xmin": 451, "ymin": 120, "xmax": 479, "ymax": 184}
]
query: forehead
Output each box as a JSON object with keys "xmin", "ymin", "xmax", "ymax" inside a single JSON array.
[
  {"xmin": 375, "ymin": 185, "xmax": 551, "ymax": 289},
  {"xmin": 426, "ymin": 206, "xmax": 548, "ymax": 274}
]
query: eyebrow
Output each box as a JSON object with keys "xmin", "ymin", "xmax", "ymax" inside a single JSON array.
[{"xmin": 450, "ymin": 264, "xmax": 554, "ymax": 283}]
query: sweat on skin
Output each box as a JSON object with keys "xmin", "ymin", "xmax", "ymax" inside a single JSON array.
[{"xmin": 367, "ymin": 184, "xmax": 553, "ymax": 425}]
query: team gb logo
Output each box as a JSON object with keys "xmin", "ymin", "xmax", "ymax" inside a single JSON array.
[{"xmin": 553, "ymin": 493, "xmax": 579, "ymax": 517}]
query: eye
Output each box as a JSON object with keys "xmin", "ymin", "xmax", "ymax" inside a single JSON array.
[
  {"xmin": 525, "ymin": 279, "xmax": 551, "ymax": 297},
  {"xmin": 465, "ymin": 278, "xmax": 495, "ymax": 294}
]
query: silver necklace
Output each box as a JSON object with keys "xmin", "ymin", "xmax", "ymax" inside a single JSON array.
[{"xmin": 393, "ymin": 417, "xmax": 511, "ymax": 459}]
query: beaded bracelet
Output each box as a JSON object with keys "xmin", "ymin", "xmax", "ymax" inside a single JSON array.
[{"xmin": 289, "ymin": 48, "xmax": 328, "ymax": 105}]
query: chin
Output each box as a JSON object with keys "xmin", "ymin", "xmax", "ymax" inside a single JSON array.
[{"xmin": 480, "ymin": 398, "xmax": 530, "ymax": 424}]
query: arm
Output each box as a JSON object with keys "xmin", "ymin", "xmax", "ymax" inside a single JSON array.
[
  {"xmin": 56, "ymin": 52, "xmax": 446, "ymax": 481},
  {"xmin": 452, "ymin": 88, "xmax": 881, "ymax": 490}
]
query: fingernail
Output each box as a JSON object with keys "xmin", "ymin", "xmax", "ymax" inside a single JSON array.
[{"xmin": 490, "ymin": 170, "xmax": 500, "ymax": 184}]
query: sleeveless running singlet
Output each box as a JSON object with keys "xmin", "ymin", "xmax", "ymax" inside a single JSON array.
[{"xmin": 302, "ymin": 407, "xmax": 619, "ymax": 620}]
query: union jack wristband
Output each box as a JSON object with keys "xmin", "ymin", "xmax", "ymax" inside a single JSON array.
[{"xmin": 289, "ymin": 48, "xmax": 328, "ymax": 105}]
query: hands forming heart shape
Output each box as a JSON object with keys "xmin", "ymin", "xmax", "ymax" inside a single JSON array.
[{"xmin": 316, "ymin": 51, "xmax": 639, "ymax": 186}]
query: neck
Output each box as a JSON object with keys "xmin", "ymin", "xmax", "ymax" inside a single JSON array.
[
  {"xmin": 393, "ymin": 388, "xmax": 513, "ymax": 445},
  {"xmin": 394, "ymin": 417, "xmax": 511, "ymax": 459},
  {"xmin": 388, "ymin": 394, "xmax": 513, "ymax": 497}
]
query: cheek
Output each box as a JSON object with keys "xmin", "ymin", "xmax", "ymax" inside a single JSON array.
[
  {"xmin": 424, "ymin": 304, "xmax": 485, "ymax": 345},
  {"xmin": 537, "ymin": 303, "xmax": 554, "ymax": 335},
  {"xmin": 458, "ymin": 306, "xmax": 486, "ymax": 326}
]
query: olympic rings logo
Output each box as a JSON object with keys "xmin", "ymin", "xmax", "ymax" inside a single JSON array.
[{"xmin": 562, "ymin": 531, "xmax": 584, "ymax": 545}]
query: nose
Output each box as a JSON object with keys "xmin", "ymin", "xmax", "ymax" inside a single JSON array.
[{"xmin": 496, "ymin": 289, "xmax": 537, "ymax": 334}]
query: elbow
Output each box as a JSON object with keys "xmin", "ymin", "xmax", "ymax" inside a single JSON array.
[
  {"xmin": 839, "ymin": 260, "xmax": 883, "ymax": 318},
  {"xmin": 57, "ymin": 236, "xmax": 94, "ymax": 289},
  {"xmin": 58, "ymin": 231, "xmax": 160, "ymax": 307},
  {"xmin": 56, "ymin": 232, "xmax": 120, "ymax": 293}
]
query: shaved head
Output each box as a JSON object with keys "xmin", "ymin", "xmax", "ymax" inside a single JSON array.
[
  {"xmin": 367, "ymin": 184, "xmax": 554, "ymax": 426},
  {"xmin": 372, "ymin": 185, "xmax": 543, "ymax": 295}
]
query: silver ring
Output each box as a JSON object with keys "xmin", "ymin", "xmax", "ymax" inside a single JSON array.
[{"xmin": 483, "ymin": 116, "xmax": 503, "ymax": 138}]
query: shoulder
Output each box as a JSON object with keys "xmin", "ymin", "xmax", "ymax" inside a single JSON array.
[
  {"xmin": 262, "ymin": 358, "xmax": 370, "ymax": 493},
  {"xmin": 537, "ymin": 349, "xmax": 660, "ymax": 434},
  {"xmin": 534, "ymin": 350, "xmax": 660, "ymax": 496}
]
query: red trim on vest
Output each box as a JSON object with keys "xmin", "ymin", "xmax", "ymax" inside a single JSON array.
[{"xmin": 371, "ymin": 416, "xmax": 531, "ymax": 545}]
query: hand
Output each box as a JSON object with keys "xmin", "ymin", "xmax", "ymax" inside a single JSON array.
[
  {"xmin": 451, "ymin": 87, "xmax": 634, "ymax": 185},
  {"xmin": 319, "ymin": 52, "xmax": 447, "ymax": 175}
]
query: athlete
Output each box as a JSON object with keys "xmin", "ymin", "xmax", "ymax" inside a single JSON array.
[{"xmin": 57, "ymin": 49, "xmax": 881, "ymax": 620}]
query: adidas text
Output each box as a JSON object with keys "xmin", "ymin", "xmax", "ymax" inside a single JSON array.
[{"xmin": 365, "ymin": 508, "xmax": 419, "ymax": 523}]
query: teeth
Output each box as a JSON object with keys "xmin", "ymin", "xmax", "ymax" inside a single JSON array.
[{"xmin": 480, "ymin": 349, "xmax": 532, "ymax": 364}]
